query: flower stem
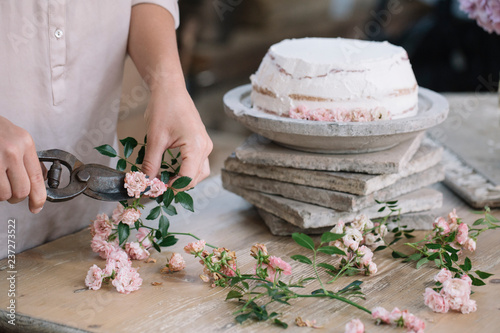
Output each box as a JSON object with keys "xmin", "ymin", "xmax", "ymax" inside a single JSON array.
[
  {"xmin": 168, "ymin": 232, "xmax": 217, "ymax": 248},
  {"xmin": 296, "ymin": 293, "xmax": 371, "ymax": 314}
]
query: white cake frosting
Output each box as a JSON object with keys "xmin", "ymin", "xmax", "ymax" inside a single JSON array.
[{"xmin": 250, "ymin": 38, "xmax": 418, "ymax": 122}]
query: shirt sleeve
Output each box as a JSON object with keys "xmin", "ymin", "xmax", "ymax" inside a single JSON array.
[{"xmin": 132, "ymin": 0, "xmax": 180, "ymax": 29}]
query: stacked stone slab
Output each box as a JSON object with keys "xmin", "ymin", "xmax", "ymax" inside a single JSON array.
[{"xmin": 221, "ymin": 133, "xmax": 445, "ymax": 236}]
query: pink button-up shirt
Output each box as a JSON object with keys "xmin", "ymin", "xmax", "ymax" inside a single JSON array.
[{"xmin": 0, "ymin": 0, "xmax": 179, "ymax": 258}]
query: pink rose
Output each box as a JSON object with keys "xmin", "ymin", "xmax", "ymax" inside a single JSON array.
[
  {"xmin": 144, "ymin": 177, "xmax": 167, "ymax": 198},
  {"xmin": 125, "ymin": 242, "xmax": 150, "ymax": 260},
  {"xmin": 401, "ymin": 310, "xmax": 415, "ymax": 328},
  {"xmin": 424, "ymin": 288, "xmax": 449, "ymax": 313},
  {"xmin": 168, "ymin": 253, "xmax": 186, "ymax": 272},
  {"xmin": 90, "ymin": 213, "xmax": 112, "ymax": 238},
  {"xmin": 91, "ymin": 234, "xmax": 119, "ymax": 259},
  {"xmin": 221, "ymin": 263, "xmax": 237, "ymax": 277},
  {"xmin": 254, "ymin": 263, "xmax": 275, "ymax": 282},
  {"xmin": 268, "ymin": 256, "xmax": 292, "ymax": 275},
  {"xmin": 433, "ymin": 216, "xmax": 450, "ymax": 235},
  {"xmin": 112, "ymin": 266, "xmax": 143, "ymax": 294},
  {"xmin": 367, "ymin": 262, "xmax": 378, "ymax": 275},
  {"xmin": 460, "ymin": 299, "xmax": 477, "ymax": 314},
  {"xmin": 104, "ymin": 248, "xmax": 132, "ymax": 275},
  {"xmin": 124, "ymin": 171, "xmax": 148, "ymax": 198},
  {"xmin": 434, "ymin": 268, "xmax": 453, "ymax": 284},
  {"xmin": 456, "ymin": 223, "xmax": 469, "ymax": 245},
  {"xmin": 136, "ymin": 227, "xmax": 152, "ymax": 249},
  {"xmin": 442, "ymin": 278, "xmax": 470, "ymax": 300},
  {"xmin": 461, "ymin": 274, "xmax": 472, "ymax": 287},
  {"xmin": 357, "ymin": 245, "xmax": 373, "ymax": 266},
  {"xmin": 447, "ymin": 209, "xmax": 459, "ymax": 231},
  {"xmin": 371, "ymin": 306, "xmax": 390, "ymax": 324},
  {"xmin": 408, "ymin": 317, "xmax": 426, "ymax": 333},
  {"xmin": 121, "ymin": 208, "xmax": 141, "ymax": 225},
  {"xmin": 111, "ymin": 204, "xmax": 124, "ymax": 224},
  {"xmin": 332, "ymin": 220, "xmax": 345, "ymax": 234},
  {"xmin": 184, "ymin": 240, "xmax": 206, "ymax": 254},
  {"xmin": 344, "ymin": 318, "xmax": 364, "ymax": 333},
  {"xmin": 343, "ymin": 228, "xmax": 363, "ymax": 251},
  {"xmin": 464, "ymin": 238, "xmax": 476, "ymax": 252},
  {"xmin": 85, "ymin": 264, "xmax": 103, "ymax": 290},
  {"xmin": 389, "ymin": 307, "xmax": 402, "ymax": 324}
]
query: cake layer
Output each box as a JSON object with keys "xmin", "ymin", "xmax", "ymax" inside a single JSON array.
[{"xmin": 250, "ymin": 37, "xmax": 418, "ymax": 121}]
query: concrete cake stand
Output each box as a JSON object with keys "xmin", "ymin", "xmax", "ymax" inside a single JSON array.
[{"xmin": 223, "ymin": 84, "xmax": 449, "ymax": 154}]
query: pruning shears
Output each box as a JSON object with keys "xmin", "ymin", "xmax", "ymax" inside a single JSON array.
[{"xmin": 37, "ymin": 149, "xmax": 131, "ymax": 202}]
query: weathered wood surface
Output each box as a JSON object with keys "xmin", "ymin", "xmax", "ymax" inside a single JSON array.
[{"xmin": 0, "ymin": 177, "xmax": 499, "ymax": 333}]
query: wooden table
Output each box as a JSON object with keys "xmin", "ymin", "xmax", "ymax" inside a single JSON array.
[{"xmin": 1, "ymin": 94, "xmax": 500, "ymax": 333}]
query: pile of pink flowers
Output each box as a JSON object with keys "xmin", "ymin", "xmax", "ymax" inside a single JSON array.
[
  {"xmin": 424, "ymin": 268, "xmax": 477, "ymax": 314},
  {"xmin": 330, "ymin": 215, "xmax": 386, "ymax": 275},
  {"xmin": 459, "ymin": 0, "xmax": 500, "ymax": 34},
  {"xmin": 432, "ymin": 209, "xmax": 476, "ymax": 252},
  {"xmin": 345, "ymin": 307, "xmax": 425, "ymax": 333},
  {"xmin": 289, "ymin": 105, "xmax": 390, "ymax": 122},
  {"xmin": 85, "ymin": 248, "xmax": 143, "ymax": 294}
]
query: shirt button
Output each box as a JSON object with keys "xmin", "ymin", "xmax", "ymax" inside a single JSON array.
[{"xmin": 54, "ymin": 29, "xmax": 64, "ymax": 39}]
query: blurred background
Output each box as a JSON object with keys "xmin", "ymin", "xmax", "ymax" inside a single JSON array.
[{"xmin": 118, "ymin": 0, "xmax": 500, "ymax": 174}]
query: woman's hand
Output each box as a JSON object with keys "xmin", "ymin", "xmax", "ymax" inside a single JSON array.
[{"xmin": 0, "ymin": 116, "xmax": 46, "ymax": 213}]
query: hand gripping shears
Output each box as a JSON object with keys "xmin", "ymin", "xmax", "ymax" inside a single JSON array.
[{"xmin": 37, "ymin": 149, "xmax": 130, "ymax": 202}]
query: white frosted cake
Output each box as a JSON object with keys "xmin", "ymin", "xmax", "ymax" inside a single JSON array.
[{"xmin": 250, "ymin": 38, "xmax": 418, "ymax": 122}]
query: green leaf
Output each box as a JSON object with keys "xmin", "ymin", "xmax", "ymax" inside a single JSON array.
[
  {"xmin": 159, "ymin": 215, "xmax": 170, "ymax": 236},
  {"xmin": 475, "ymin": 270, "xmax": 493, "ymax": 279},
  {"xmin": 408, "ymin": 253, "xmax": 423, "ymax": 261},
  {"xmin": 291, "ymin": 233, "xmax": 315, "ymax": 250},
  {"xmin": 273, "ymin": 319, "xmax": 288, "ymax": 329},
  {"xmin": 226, "ymin": 290, "xmax": 243, "ymax": 300},
  {"xmin": 152, "ymin": 241, "xmax": 161, "ymax": 253},
  {"xmin": 386, "ymin": 200, "xmax": 398, "ymax": 205},
  {"xmin": 320, "ymin": 232, "xmax": 344, "ymax": 244},
  {"xmin": 121, "ymin": 137, "xmax": 138, "ymax": 159},
  {"xmin": 145, "ymin": 206, "xmax": 161, "ymax": 220},
  {"xmin": 290, "ymin": 254, "xmax": 312, "ymax": 265},
  {"xmin": 426, "ymin": 243, "xmax": 441, "ymax": 250},
  {"xmin": 172, "ymin": 176, "xmax": 192, "ymax": 189},
  {"xmin": 116, "ymin": 159, "xmax": 127, "ymax": 172},
  {"xmin": 136, "ymin": 145, "xmax": 145, "ymax": 165},
  {"xmin": 119, "ymin": 136, "xmax": 137, "ymax": 147},
  {"xmin": 95, "ymin": 144, "xmax": 117, "ymax": 157},
  {"xmin": 175, "ymin": 192, "xmax": 194, "ymax": 212},
  {"xmin": 163, "ymin": 188, "xmax": 175, "ymax": 207},
  {"xmin": 473, "ymin": 218, "xmax": 485, "ymax": 226},
  {"xmin": 161, "ymin": 171, "xmax": 170, "ymax": 184},
  {"xmin": 117, "ymin": 222, "xmax": 130, "ymax": 246},
  {"xmin": 428, "ymin": 252, "xmax": 440, "ymax": 260},
  {"xmin": 158, "ymin": 235, "xmax": 178, "ymax": 247},
  {"xmin": 162, "ymin": 204, "xmax": 177, "ymax": 216},
  {"xmin": 131, "ymin": 165, "xmax": 139, "ymax": 172},
  {"xmin": 416, "ymin": 257, "xmax": 429, "ymax": 269},
  {"xmin": 374, "ymin": 245, "xmax": 387, "ymax": 252},
  {"xmin": 378, "ymin": 206, "xmax": 386, "ymax": 212},
  {"xmin": 391, "ymin": 251, "xmax": 407, "ymax": 259},
  {"xmin": 134, "ymin": 220, "xmax": 141, "ymax": 230},
  {"xmin": 317, "ymin": 246, "xmax": 346, "ymax": 256},
  {"xmin": 471, "ymin": 276, "xmax": 486, "ymax": 286},
  {"xmin": 235, "ymin": 313, "xmax": 251, "ymax": 324},
  {"xmin": 317, "ymin": 262, "xmax": 337, "ymax": 271},
  {"xmin": 464, "ymin": 257, "xmax": 472, "ymax": 271}
]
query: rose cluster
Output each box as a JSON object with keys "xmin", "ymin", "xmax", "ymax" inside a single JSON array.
[
  {"xmin": 424, "ymin": 268, "xmax": 477, "ymax": 314},
  {"xmin": 251, "ymin": 243, "xmax": 292, "ymax": 283},
  {"xmin": 85, "ymin": 248, "xmax": 143, "ymax": 294},
  {"xmin": 124, "ymin": 171, "xmax": 167, "ymax": 199},
  {"xmin": 330, "ymin": 215, "xmax": 386, "ymax": 276},
  {"xmin": 289, "ymin": 105, "xmax": 391, "ymax": 122},
  {"xmin": 185, "ymin": 240, "xmax": 239, "ymax": 287},
  {"xmin": 371, "ymin": 307, "xmax": 425, "ymax": 333},
  {"xmin": 459, "ymin": 0, "xmax": 500, "ymax": 34},
  {"xmin": 432, "ymin": 209, "xmax": 476, "ymax": 252}
]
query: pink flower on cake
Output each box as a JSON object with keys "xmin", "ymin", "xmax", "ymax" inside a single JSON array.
[
  {"xmin": 456, "ymin": 223, "xmax": 469, "ymax": 245},
  {"xmin": 111, "ymin": 204, "xmax": 124, "ymax": 224},
  {"xmin": 112, "ymin": 266, "xmax": 143, "ymax": 294},
  {"xmin": 184, "ymin": 240, "xmax": 206, "ymax": 254},
  {"xmin": 371, "ymin": 306, "xmax": 391, "ymax": 324},
  {"xmin": 371, "ymin": 106, "xmax": 390, "ymax": 120},
  {"xmin": 120, "ymin": 208, "xmax": 141, "ymax": 225},
  {"xmin": 268, "ymin": 256, "xmax": 292, "ymax": 275},
  {"xmin": 338, "ymin": 110, "xmax": 353, "ymax": 122},
  {"xmin": 136, "ymin": 227, "xmax": 152, "ymax": 249},
  {"xmin": 144, "ymin": 177, "xmax": 167, "ymax": 198},
  {"xmin": 90, "ymin": 213, "xmax": 112, "ymax": 238},
  {"xmin": 125, "ymin": 242, "xmax": 150, "ymax": 260},
  {"xmin": 344, "ymin": 318, "xmax": 364, "ymax": 333},
  {"xmin": 85, "ymin": 264, "xmax": 104, "ymax": 290},
  {"xmin": 424, "ymin": 288, "xmax": 449, "ymax": 313},
  {"xmin": 310, "ymin": 108, "xmax": 335, "ymax": 122},
  {"xmin": 167, "ymin": 253, "xmax": 186, "ymax": 272},
  {"xmin": 434, "ymin": 268, "xmax": 453, "ymax": 283},
  {"xmin": 124, "ymin": 171, "xmax": 148, "ymax": 198}
]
